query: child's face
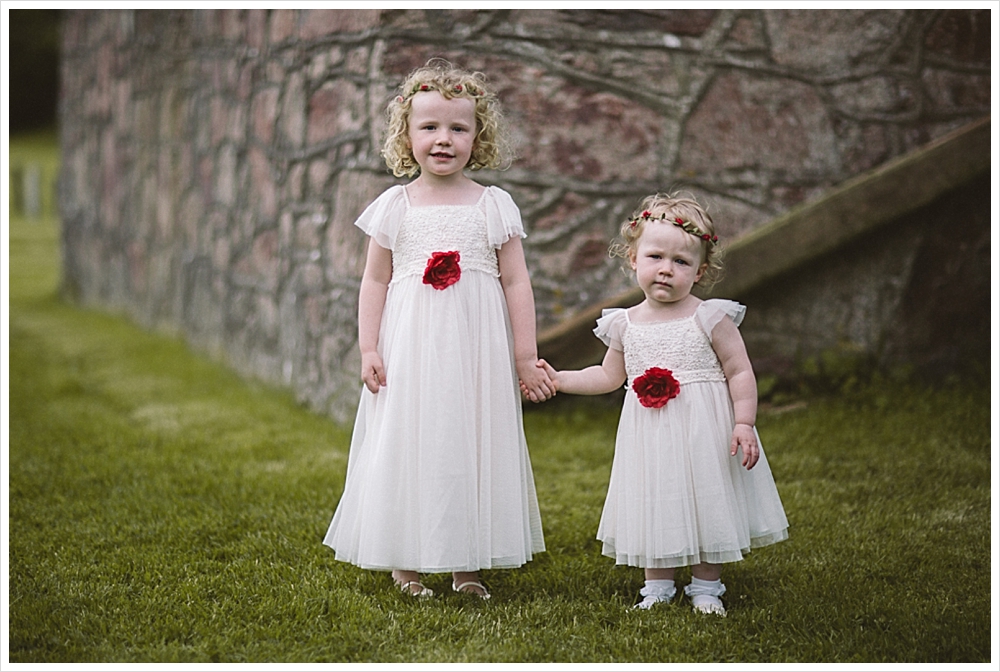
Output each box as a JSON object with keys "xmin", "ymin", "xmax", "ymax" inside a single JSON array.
[
  {"xmin": 630, "ymin": 220, "xmax": 707, "ymax": 307},
  {"xmin": 407, "ymin": 91, "xmax": 477, "ymax": 180}
]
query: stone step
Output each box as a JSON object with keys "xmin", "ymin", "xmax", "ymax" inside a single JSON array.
[{"xmin": 537, "ymin": 115, "xmax": 991, "ymax": 371}]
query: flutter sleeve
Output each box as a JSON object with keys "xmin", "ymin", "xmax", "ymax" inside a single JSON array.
[
  {"xmin": 354, "ymin": 185, "xmax": 408, "ymax": 250},
  {"xmin": 483, "ymin": 186, "xmax": 527, "ymax": 249},
  {"xmin": 694, "ymin": 298, "xmax": 747, "ymax": 342},
  {"xmin": 593, "ymin": 308, "xmax": 628, "ymax": 352}
]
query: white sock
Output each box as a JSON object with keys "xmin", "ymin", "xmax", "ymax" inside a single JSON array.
[
  {"xmin": 686, "ymin": 577, "xmax": 725, "ymax": 596},
  {"xmin": 644, "ymin": 579, "xmax": 676, "ymax": 593},
  {"xmin": 635, "ymin": 579, "xmax": 676, "ymax": 608}
]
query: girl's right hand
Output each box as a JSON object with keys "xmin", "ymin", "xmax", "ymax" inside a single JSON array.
[
  {"xmin": 519, "ymin": 359, "xmax": 560, "ymax": 400},
  {"xmin": 361, "ymin": 351, "xmax": 387, "ymax": 393},
  {"xmin": 537, "ymin": 359, "xmax": 559, "ymax": 391}
]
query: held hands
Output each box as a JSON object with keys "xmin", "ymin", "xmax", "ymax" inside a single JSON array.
[
  {"xmin": 517, "ymin": 357, "xmax": 557, "ymax": 403},
  {"xmin": 363, "ymin": 351, "xmax": 555, "ymax": 401},
  {"xmin": 361, "ymin": 351, "xmax": 387, "ymax": 393},
  {"xmin": 731, "ymin": 423, "xmax": 759, "ymax": 470}
]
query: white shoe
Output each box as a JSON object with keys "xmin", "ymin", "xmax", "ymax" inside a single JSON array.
[
  {"xmin": 685, "ymin": 579, "xmax": 726, "ymax": 616},
  {"xmin": 398, "ymin": 580, "xmax": 434, "ymax": 598},
  {"xmin": 690, "ymin": 594, "xmax": 726, "ymax": 616},
  {"xmin": 452, "ymin": 580, "xmax": 491, "ymax": 599},
  {"xmin": 633, "ymin": 581, "xmax": 676, "ymax": 610}
]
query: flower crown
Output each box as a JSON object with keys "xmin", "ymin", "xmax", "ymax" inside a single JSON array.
[
  {"xmin": 395, "ymin": 81, "xmax": 484, "ymax": 104},
  {"xmin": 629, "ymin": 210, "xmax": 719, "ymax": 246}
]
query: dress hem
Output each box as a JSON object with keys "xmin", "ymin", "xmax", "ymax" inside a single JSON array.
[
  {"xmin": 600, "ymin": 527, "xmax": 789, "ymax": 568},
  {"xmin": 330, "ymin": 552, "xmax": 539, "ymax": 574}
]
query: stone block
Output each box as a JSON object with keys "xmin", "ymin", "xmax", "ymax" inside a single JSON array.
[
  {"xmin": 219, "ymin": 9, "xmax": 243, "ymax": 40},
  {"xmin": 248, "ymin": 146, "xmax": 277, "ymax": 220},
  {"xmin": 295, "ymin": 212, "xmax": 325, "ymax": 252},
  {"xmin": 210, "ymin": 96, "xmax": 229, "ymax": 145},
  {"xmin": 829, "ymin": 75, "xmax": 917, "ymax": 119},
  {"xmin": 923, "ymin": 9, "xmax": 991, "ymax": 64},
  {"xmin": 280, "ymin": 71, "xmax": 306, "ymax": 148},
  {"xmin": 921, "ymin": 69, "xmax": 990, "ymax": 115},
  {"xmin": 238, "ymin": 62, "xmax": 254, "ymax": 102},
  {"xmin": 505, "ymin": 75, "xmax": 664, "ymax": 182},
  {"xmin": 238, "ymin": 228, "xmax": 279, "ymax": 292},
  {"xmin": 245, "ymin": 9, "xmax": 267, "ymax": 50},
  {"xmin": 678, "ymin": 72, "xmax": 839, "ymax": 178},
  {"xmin": 269, "ymin": 9, "xmax": 297, "ymax": 45},
  {"xmin": 307, "ymin": 79, "xmax": 366, "ymax": 146},
  {"xmin": 764, "ymin": 9, "xmax": 907, "ymax": 75},
  {"xmin": 299, "ymin": 9, "xmax": 380, "ymax": 40},
  {"xmin": 834, "ymin": 121, "xmax": 891, "ymax": 176},
  {"xmin": 308, "ymin": 160, "xmax": 332, "ymax": 197},
  {"xmin": 216, "ymin": 146, "xmax": 237, "ymax": 206},
  {"xmin": 725, "ymin": 14, "xmax": 768, "ymax": 51},
  {"xmin": 251, "ymin": 87, "xmax": 279, "ymax": 143},
  {"xmin": 255, "ymin": 292, "xmax": 280, "ymax": 342},
  {"xmin": 298, "ymin": 263, "xmax": 324, "ymax": 291}
]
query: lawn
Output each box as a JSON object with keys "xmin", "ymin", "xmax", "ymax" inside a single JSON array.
[{"xmin": 4, "ymin": 133, "xmax": 994, "ymax": 664}]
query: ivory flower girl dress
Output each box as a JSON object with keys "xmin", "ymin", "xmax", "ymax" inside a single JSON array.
[
  {"xmin": 324, "ymin": 185, "xmax": 545, "ymax": 573},
  {"xmin": 594, "ymin": 300, "xmax": 788, "ymax": 568}
]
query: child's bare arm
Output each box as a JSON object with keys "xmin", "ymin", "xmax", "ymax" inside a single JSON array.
[
  {"xmin": 712, "ymin": 316, "xmax": 759, "ymax": 468},
  {"xmin": 498, "ymin": 237, "xmax": 556, "ymax": 402},
  {"xmin": 539, "ymin": 347, "xmax": 626, "ymax": 396},
  {"xmin": 358, "ymin": 239, "xmax": 392, "ymax": 393}
]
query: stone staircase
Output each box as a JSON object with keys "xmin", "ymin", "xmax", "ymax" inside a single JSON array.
[{"xmin": 537, "ymin": 115, "xmax": 991, "ymax": 373}]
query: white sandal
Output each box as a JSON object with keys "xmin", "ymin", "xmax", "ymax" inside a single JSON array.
[
  {"xmin": 398, "ymin": 580, "xmax": 434, "ymax": 598},
  {"xmin": 452, "ymin": 580, "xmax": 491, "ymax": 600}
]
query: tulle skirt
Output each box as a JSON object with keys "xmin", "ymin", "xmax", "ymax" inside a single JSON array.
[
  {"xmin": 324, "ymin": 271, "xmax": 545, "ymax": 573},
  {"xmin": 598, "ymin": 381, "xmax": 788, "ymax": 568}
]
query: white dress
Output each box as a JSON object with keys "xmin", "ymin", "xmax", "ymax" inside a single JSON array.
[
  {"xmin": 323, "ymin": 185, "xmax": 545, "ymax": 573},
  {"xmin": 595, "ymin": 301, "xmax": 788, "ymax": 568}
]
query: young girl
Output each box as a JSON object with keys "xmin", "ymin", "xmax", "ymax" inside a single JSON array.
[
  {"xmin": 538, "ymin": 194, "xmax": 788, "ymax": 615},
  {"xmin": 323, "ymin": 60, "xmax": 553, "ymax": 599}
]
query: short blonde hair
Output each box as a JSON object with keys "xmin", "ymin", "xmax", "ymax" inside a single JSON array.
[
  {"xmin": 610, "ymin": 192, "xmax": 725, "ymax": 289},
  {"xmin": 382, "ymin": 59, "xmax": 513, "ymax": 178}
]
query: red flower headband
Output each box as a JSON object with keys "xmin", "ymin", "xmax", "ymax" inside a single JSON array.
[
  {"xmin": 629, "ymin": 210, "xmax": 719, "ymax": 246},
  {"xmin": 395, "ymin": 81, "xmax": 483, "ymax": 104}
]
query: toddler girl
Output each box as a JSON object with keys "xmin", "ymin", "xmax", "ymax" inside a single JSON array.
[
  {"xmin": 538, "ymin": 193, "xmax": 788, "ymax": 615},
  {"xmin": 323, "ymin": 60, "xmax": 553, "ymax": 599}
]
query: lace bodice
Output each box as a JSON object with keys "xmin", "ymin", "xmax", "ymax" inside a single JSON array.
[
  {"xmin": 392, "ymin": 205, "xmax": 499, "ymax": 283},
  {"xmin": 353, "ymin": 185, "xmax": 527, "ymax": 286},
  {"xmin": 595, "ymin": 300, "xmax": 747, "ymax": 386},
  {"xmin": 622, "ymin": 316, "xmax": 726, "ymax": 385}
]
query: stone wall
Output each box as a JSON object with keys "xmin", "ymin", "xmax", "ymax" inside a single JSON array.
[{"xmin": 58, "ymin": 9, "xmax": 991, "ymax": 420}]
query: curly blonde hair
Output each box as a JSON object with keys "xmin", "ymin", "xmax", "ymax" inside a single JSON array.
[
  {"xmin": 381, "ymin": 59, "xmax": 513, "ymax": 178},
  {"xmin": 610, "ymin": 193, "xmax": 725, "ymax": 289}
]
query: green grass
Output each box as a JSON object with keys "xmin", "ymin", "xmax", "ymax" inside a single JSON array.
[{"xmin": 5, "ymin": 133, "xmax": 993, "ymax": 663}]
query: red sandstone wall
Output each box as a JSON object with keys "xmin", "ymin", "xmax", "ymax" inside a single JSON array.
[{"xmin": 58, "ymin": 9, "xmax": 991, "ymax": 419}]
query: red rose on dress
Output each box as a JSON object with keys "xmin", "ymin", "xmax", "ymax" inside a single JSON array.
[
  {"xmin": 632, "ymin": 367, "xmax": 680, "ymax": 408},
  {"xmin": 423, "ymin": 251, "xmax": 461, "ymax": 290}
]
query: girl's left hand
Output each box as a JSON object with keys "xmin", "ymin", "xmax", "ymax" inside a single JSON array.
[{"xmin": 731, "ymin": 423, "xmax": 759, "ymax": 470}]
